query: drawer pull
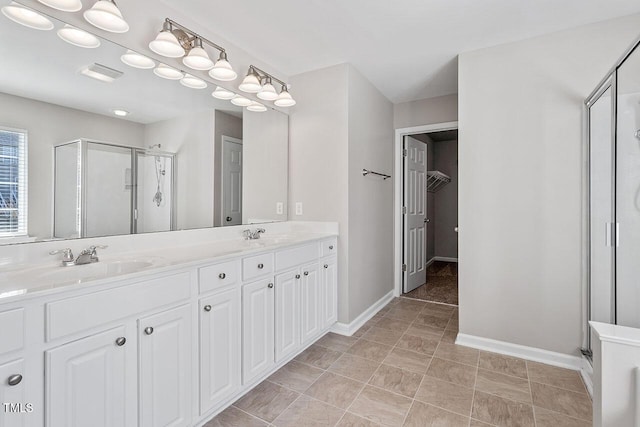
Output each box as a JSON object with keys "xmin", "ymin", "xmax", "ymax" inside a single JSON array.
[
  {"xmin": 268, "ymin": 283, "xmax": 274, "ymax": 289},
  {"xmin": 144, "ymin": 327, "xmax": 154, "ymax": 335},
  {"xmin": 304, "ymin": 271, "xmax": 309, "ymax": 276},
  {"xmin": 7, "ymin": 374, "xmax": 22, "ymax": 386},
  {"xmin": 329, "ymin": 245, "xmax": 334, "ymax": 250},
  {"xmin": 257, "ymin": 263, "xmax": 264, "ymax": 269},
  {"xmin": 218, "ymin": 273, "xmax": 226, "ymax": 279},
  {"xmin": 115, "ymin": 337, "xmax": 126, "ymax": 347},
  {"xmin": 324, "ymin": 264, "xmax": 329, "ymax": 269},
  {"xmin": 204, "ymin": 305, "xmax": 212, "ymax": 312},
  {"xmin": 295, "ymin": 274, "xmax": 301, "ymax": 279}
]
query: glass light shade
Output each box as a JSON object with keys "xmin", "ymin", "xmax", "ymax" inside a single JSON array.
[
  {"xmin": 149, "ymin": 30, "xmax": 185, "ymax": 58},
  {"xmin": 257, "ymin": 82, "xmax": 278, "ymax": 101},
  {"xmin": 247, "ymin": 101, "xmax": 267, "ymax": 112},
  {"xmin": 37, "ymin": 0, "xmax": 82, "ymax": 12},
  {"xmin": 239, "ymin": 72, "xmax": 262, "ymax": 93},
  {"xmin": 274, "ymin": 87, "xmax": 296, "ymax": 107},
  {"xmin": 83, "ymin": 0, "xmax": 129, "ymax": 33},
  {"xmin": 183, "ymin": 46, "xmax": 214, "ymax": 71},
  {"xmin": 230, "ymin": 95, "xmax": 251, "ymax": 107},
  {"xmin": 180, "ymin": 74, "xmax": 207, "ymax": 89},
  {"xmin": 1, "ymin": 2, "xmax": 54, "ymax": 30},
  {"xmin": 212, "ymin": 87, "xmax": 236, "ymax": 100},
  {"xmin": 209, "ymin": 58, "xmax": 237, "ymax": 81},
  {"xmin": 121, "ymin": 50, "xmax": 155, "ymax": 69},
  {"xmin": 153, "ymin": 64, "xmax": 183, "ymax": 80},
  {"xmin": 57, "ymin": 25, "xmax": 100, "ymax": 48}
]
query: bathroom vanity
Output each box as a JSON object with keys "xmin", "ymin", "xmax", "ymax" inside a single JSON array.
[{"xmin": 0, "ymin": 225, "xmax": 338, "ymax": 427}]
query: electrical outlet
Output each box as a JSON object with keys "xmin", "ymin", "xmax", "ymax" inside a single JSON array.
[
  {"xmin": 276, "ymin": 202, "xmax": 283, "ymax": 215},
  {"xmin": 295, "ymin": 202, "xmax": 303, "ymax": 216}
]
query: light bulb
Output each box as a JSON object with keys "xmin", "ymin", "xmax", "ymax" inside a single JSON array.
[
  {"xmin": 1, "ymin": 2, "xmax": 54, "ymax": 31},
  {"xmin": 37, "ymin": 0, "xmax": 82, "ymax": 12},
  {"xmin": 121, "ymin": 50, "xmax": 155, "ymax": 69},
  {"xmin": 154, "ymin": 64, "xmax": 183, "ymax": 80},
  {"xmin": 212, "ymin": 87, "xmax": 236, "ymax": 100},
  {"xmin": 57, "ymin": 25, "xmax": 101, "ymax": 48},
  {"xmin": 83, "ymin": 0, "xmax": 129, "ymax": 33}
]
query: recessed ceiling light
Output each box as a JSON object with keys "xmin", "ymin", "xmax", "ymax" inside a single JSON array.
[
  {"xmin": 1, "ymin": 2, "xmax": 54, "ymax": 31},
  {"xmin": 121, "ymin": 50, "xmax": 155, "ymax": 69},
  {"xmin": 57, "ymin": 25, "xmax": 101, "ymax": 49},
  {"xmin": 80, "ymin": 63, "xmax": 123, "ymax": 83},
  {"xmin": 37, "ymin": 0, "xmax": 82, "ymax": 12},
  {"xmin": 154, "ymin": 63, "xmax": 183, "ymax": 80},
  {"xmin": 112, "ymin": 109, "xmax": 129, "ymax": 117}
]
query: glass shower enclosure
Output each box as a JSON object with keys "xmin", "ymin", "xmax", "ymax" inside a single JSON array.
[
  {"xmin": 53, "ymin": 139, "xmax": 175, "ymax": 239},
  {"xmin": 585, "ymin": 37, "xmax": 640, "ymax": 355}
]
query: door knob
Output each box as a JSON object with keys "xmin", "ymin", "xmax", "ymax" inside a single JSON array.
[
  {"xmin": 268, "ymin": 283, "xmax": 274, "ymax": 288},
  {"xmin": 295, "ymin": 274, "xmax": 300, "ymax": 279},
  {"xmin": 257, "ymin": 263, "xmax": 264, "ymax": 269},
  {"xmin": 324, "ymin": 264, "xmax": 329, "ymax": 269},
  {"xmin": 329, "ymin": 245, "xmax": 334, "ymax": 250},
  {"xmin": 424, "ymin": 218, "xmax": 430, "ymax": 223},
  {"xmin": 304, "ymin": 271, "xmax": 309, "ymax": 276},
  {"xmin": 204, "ymin": 305, "xmax": 212, "ymax": 312},
  {"xmin": 226, "ymin": 216, "xmax": 232, "ymax": 222},
  {"xmin": 115, "ymin": 337, "xmax": 126, "ymax": 346},
  {"xmin": 144, "ymin": 327, "xmax": 154, "ymax": 335},
  {"xmin": 218, "ymin": 273, "xmax": 226, "ymax": 279},
  {"xmin": 7, "ymin": 374, "xmax": 22, "ymax": 386}
]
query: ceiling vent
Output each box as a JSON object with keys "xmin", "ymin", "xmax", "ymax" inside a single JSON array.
[{"xmin": 80, "ymin": 63, "xmax": 123, "ymax": 83}]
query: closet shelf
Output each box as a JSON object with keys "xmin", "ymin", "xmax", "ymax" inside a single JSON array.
[{"xmin": 426, "ymin": 170, "xmax": 451, "ymax": 193}]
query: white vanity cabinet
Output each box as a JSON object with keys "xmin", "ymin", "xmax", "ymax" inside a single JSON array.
[
  {"xmin": 0, "ymin": 359, "xmax": 28, "ymax": 427},
  {"xmin": 320, "ymin": 257, "xmax": 338, "ymax": 328},
  {"xmin": 300, "ymin": 263, "xmax": 321, "ymax": 346},
  {"xmin": 274, "ymin": 270, "xmax": 300, "ymax": 363},
  {"xmin": 241, "ymin": 278, "xmax": 275, "ymax": 384}
]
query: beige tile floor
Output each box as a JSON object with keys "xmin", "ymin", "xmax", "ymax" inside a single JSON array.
[{"xmin": 205, "ymin": 297, "xmax": 592, "ymax": 427}]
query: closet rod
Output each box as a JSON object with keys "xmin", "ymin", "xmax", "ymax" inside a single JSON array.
[{"xmin": 362, "ymin": 169, "xmax": 391, "ymax": 180}]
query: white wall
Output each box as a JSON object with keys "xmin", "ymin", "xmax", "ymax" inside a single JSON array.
[
  {"xmin": 458, "ymin": 13, "xmax": 640, "ymax": 355},
  {"xmin": 394, "ymin": 94, "xmax": 458, "ymax": 129},
  {"xmin": 0, "ymin": 92, "xmax": 144, "ymax": 241}
]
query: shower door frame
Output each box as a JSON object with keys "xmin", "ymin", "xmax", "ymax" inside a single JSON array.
[{"xmin": 583, "ymin": 33, "xmax": 640, "ymax": 357}]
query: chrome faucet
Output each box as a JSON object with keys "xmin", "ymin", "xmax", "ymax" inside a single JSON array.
[
  {"xmin": 49, "ymin": 245, "xmax": 108, "ymax": 266},
  {"xmin": 243, "ymin": 228, "xmax": 266, "ymax": 240}
]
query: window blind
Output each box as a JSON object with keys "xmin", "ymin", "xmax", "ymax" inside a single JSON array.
[{"xmin": 0, "ymin": 128, "xmax": 28, "ymax": 237}]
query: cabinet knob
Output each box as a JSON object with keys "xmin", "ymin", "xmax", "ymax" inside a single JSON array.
[
  {"xmin": 295, "ymin": 274, "xmax": 300, "ymax": 279},
  {"xmin": 329, "ymin": 245, "xmax": 334, "ymax": 250},
  {"xmin": 144, "ymin": 327, "xmax": 154, "ymax": 335},
  {"xmin": 257, "ymin": 263, "xmax": 264, "ymax": 269},
  {"xmin": 204, "ymin": 305, "xmax": 212, "ymax": 312},
  {"xmin": 324, "ymin": 264, "xmax": 329, "ymax": 269},
  {"xmin": 7, "ymin": 374, "xmax": 22, "ymax": 386},
  {"xmin": 218, "ymin": 273, "xmax": 226, "ymax": 279},
  {"xmin": 115, "ymin": 337, "xmax": 126, "ymax": 347},
  {"xmin": 268, "ymin": 283, "xmax": 274, "ymax": 289},
  {"xmin": 304, "ymin": 271, "xmax": 309, "ymax": 276}
]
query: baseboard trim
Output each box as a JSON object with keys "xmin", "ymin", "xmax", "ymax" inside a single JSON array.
[
  {"xmin": 433, "ymin": 256, "xmax": 458, "ymax": 263},
  {"xmin": 456, "ymin": 333, "xmax": 583, "ymax": 371},
  {"xmin": 331, "ymin": 290, "xmax": 394, "ymax": 337},
  {"xmin": 580, "ymin": 357, "xmax": 594, "ymax": 397}
]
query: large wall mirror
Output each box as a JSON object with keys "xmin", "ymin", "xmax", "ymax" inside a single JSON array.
[{"xmin": 0, "ymin": 3, "xmax": 289, "ymax": 245}]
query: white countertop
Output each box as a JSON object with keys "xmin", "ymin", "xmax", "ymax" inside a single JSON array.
[{"xmin": 0, "ymin": 231, "xmax": 337, "ymax": 303}]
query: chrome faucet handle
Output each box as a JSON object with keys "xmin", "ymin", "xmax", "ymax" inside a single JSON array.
[
  {"xmin": 85, "ymin": 245, "xmax": 108, "ymax": 260},
  {"xmin": 256, "ymin": 228, "xmax": 266, "ymax": 233},
  {"xmin": 242, "ymin": 229, "xmax": 252, "ymax": 240},
  {"xmin": 49, "ymin": 248, "xmax": 74, "ymax": 262}
]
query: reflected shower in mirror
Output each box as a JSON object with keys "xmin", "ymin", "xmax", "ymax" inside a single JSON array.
[{"xmin": 0, "ymin": 2, "xmax": 288, "ymax": 245}]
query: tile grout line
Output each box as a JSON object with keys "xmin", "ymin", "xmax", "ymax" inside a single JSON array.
[{"xmin": 526, "ymin": 361, "xmax": 539, "ymax": 427}]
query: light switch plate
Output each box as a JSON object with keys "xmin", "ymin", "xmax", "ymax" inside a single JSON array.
[
  {"xmin": 276, "ymin": 202, "xmax": 284, "ymax": 215},
  {"xmin": 295, "ymin": 202, "xmax": 303, "ymax": 216}
]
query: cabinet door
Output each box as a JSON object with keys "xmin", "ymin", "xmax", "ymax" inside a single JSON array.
[
  {"xmin": 200, "ymin": 287, "xmax": 240, "ymax": 415},
  {"xmin": 321, "ymin": 258, "xmax": 338, "ymax": 327},
  {"xmin": 0, "ymin": 359, "xmax": 27, "ymax": 427},
  {"xmin": 46, "ymin": 326, "xmax": 136, "ymax": 427},
  {"xmin": 275, "ymin": 270, "xmax": 299, "ymax": 363},
  {"xmin": 300, "ymin": 263, "xmax": 321, "ymax": 345},
  {"xmin": 138, "ymin": 305, "xmax": 191, "ymax": 427},
  {"xmin": 242, "ymin": 279, "xmax": 274, "ymax": 384}
]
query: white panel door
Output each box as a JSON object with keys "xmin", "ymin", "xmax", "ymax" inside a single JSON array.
[
  {"xmin": 199, "ymin": 287, "xmax": 240, "ymax": 415},
  {"xmin": 403, "ymin": 136, "xmax": 427, "ymax": 292},
  {"xmin": 320, "ymin": 258, "xmax": 338, "ymax": 328},
  {"xmin": 242, "ymin": 279, "xmax": 275, "ymax": 384},
  {"xmin": 275, "ymin": 270, "xmax": 299, "ymax": 363},
  {"xmin": 222, "ymin": 137, "xmax": 243, "ymax": 226},
  {"xmin": 138, "ymin": 305, "xmax": 191, "ymax": 427},
  {"xmin": 0, "ymin": 359, "xmax": 27, "ymax": 427},
  {"xmin": 300, "ymin": 263, "xmax": 321, "ymax": 345},
  {"xmin": 46, "ymin": 326, "xmax": 136, "ymax": 427}
]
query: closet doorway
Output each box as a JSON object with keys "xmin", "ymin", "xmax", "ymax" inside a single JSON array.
[{"xmin": 393, "ymin": 122, "xmax": 459, "ymax": 305}]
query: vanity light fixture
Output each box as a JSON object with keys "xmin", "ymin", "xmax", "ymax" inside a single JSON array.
[
  {"xmin": 83, "ymin": 0, "xmax": 129, "ymax": 34},
  {"xmin": 212, "ymin": 86, "xmax": 236, "ymax": 100},
  {"xmin": 112, "ymin": 109, "xmax": 129, "ymax": 117},
  {"xmin": 151, "ymin": 18, "xmax": 237, "ymax": 81},
  {"xmin": 230, "ymin": 95, "xmax": 252, "ymax": 107},
  {"xmin": 247, "ymin": 101, "xmax": 267, "ymax": 112},
  {"xmin": 121, "ymin": 50, "xmax": 155, "ymax": 69},
  {"xmin": 274, "ymin": 85, "xmax": 296, "ymax": 107},
  {"xmin": 257, "ymin": 76, "xmax": 278, "ymax": 101},
  {"xmin": 1, "ymin": 2, "xmax": 54, "ymax": 30},
  {"xmin": 37, "ymin": 0, "xmax": 82, "ymax": 12},
  {"xmin": 180, "ymin": 74, "xmax": 207, "ymax": 89},
  {"xmin": 57, "ymin": 24, "xmax": 100, "ymax": 48},
  {"xmin": 245, "ymin": 65, "xmax": 296, "ymax": 107},
  {"xmin": 239, "ymin": 66, "xmax": 262, "ymax": 93},
  {"xmin": 154, "ymin": 63, "xmax": 183, "ymax": 80}
]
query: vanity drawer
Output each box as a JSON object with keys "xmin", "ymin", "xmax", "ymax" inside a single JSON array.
[
  {"xmin": 276, "ymin": 244, "xmax": 319, "ymax": 271},
  {"xmin": 242, "ymin": 253, "xmax": 274, "ymax": 281},
  {"xmin": 0, "ymin": 308, "xmax": 24, "ymax": 355},
  {"xmin": 199, "ymin": 260, "xmax": 240, "ymax": 294},
  {"xmin": 320, "ymin": 239, "xmax": 337, "ymax": 257},
  {"xmin": 46, "ymin": 272, "xmax": 190, "ymax": 342}
]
